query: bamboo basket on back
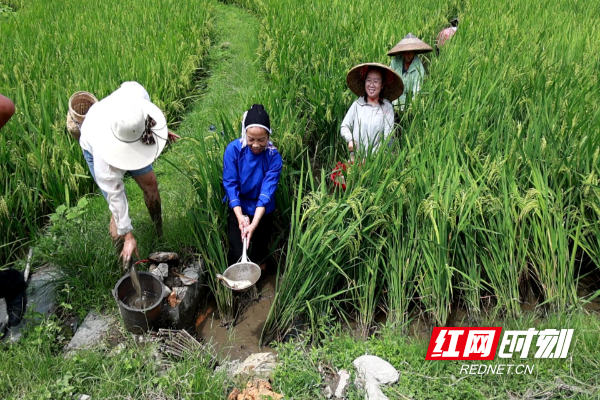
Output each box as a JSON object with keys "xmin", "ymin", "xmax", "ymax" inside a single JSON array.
[{"xmin": 66, "ymin": 91, "xmax": 97, "ymax": 140}]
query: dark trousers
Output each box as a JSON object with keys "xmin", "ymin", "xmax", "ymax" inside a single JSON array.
[
  {"xmin": 0, "ymin": 269, "xmax": 26, "ymax": 301},
  {"xmin": 227, "ymin": 211, "xmax": 274, "ymax": 266}
]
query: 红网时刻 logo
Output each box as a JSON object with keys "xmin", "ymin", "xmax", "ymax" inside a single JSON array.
[{"xmin": 425, "ymin": 327, "xmax": 573, "ymax": 375}]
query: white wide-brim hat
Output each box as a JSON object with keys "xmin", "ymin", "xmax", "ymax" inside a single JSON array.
[{"xmin": 82, "ymin": 95, "xmax": 168, "ymax": 171}]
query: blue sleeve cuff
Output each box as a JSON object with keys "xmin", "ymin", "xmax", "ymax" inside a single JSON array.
[
  {"xmin": 229, "ymin": 198, "xmax": 241, "ymax": 208},
  {"xmin": 257, "ymin": 193, "xmax": 271, "ymax": 208}
]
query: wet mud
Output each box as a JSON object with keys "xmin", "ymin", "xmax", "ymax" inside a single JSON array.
[{"xmin": 196, "ymin": 273, "xmax": 277, "ymax": 361}]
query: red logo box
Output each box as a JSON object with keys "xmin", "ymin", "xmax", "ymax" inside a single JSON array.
[{"xmin": 425, "ymin": 327, "xmax": 503, "ymax": 360}]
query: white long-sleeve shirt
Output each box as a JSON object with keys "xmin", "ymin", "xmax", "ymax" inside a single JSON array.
[
  {"xmin": 91, "ymin": 156, "xmax": 133, "ymax": 236},
  {"xmin": 340, "ymin": 97, "xmax": 395, "ymax": 154},
  {"xmin": 79, "ymin": 82, "xmax": 150, "ymax": 236}
]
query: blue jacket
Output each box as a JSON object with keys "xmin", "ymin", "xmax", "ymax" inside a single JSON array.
[{"xmin": 222, "ymin": 139, "xmax": 283, "ymax": 215}]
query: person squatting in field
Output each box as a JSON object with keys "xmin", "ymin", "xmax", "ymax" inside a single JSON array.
[
  {"xmin": 437, "ymin": 18, "xmax": 459, "ymax": 48},
  {"xmin": 388, "ymin": 33, "xmax": 433, "ymax": 111},
  {"xmin": 0, "ymin": 93, "xmax": 27, "ymax": 332},
  {"xmin": 341, "ymin": 63, "xmax": 403, "ymax": 156},
  {"xmin": 223, "ymin": 104, "xmax": 283, "ymax": 270},
  {"xmin": 79, "ymin": 82, "xmax": 178, "ymax": 267}
]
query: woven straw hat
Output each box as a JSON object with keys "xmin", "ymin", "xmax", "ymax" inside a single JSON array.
[
  {"xmin": 346, "ymin": 62, "xmax": 404, "ymax": 102},
  {"xmin": 387, "ymin": 33, "xmax": 433, "ymax": 56}
]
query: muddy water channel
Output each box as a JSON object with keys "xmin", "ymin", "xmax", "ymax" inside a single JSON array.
[
  {"xmin": 193, "ymin": 269, "xmax": 600, "ymax": 362},
  {"xmin": 195, "ymin": 274, "xmax": 277, "ymax": 361}
]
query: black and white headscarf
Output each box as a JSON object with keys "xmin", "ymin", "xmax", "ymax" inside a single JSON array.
[{"xmin": 240, "ymin": 104, "xmax": 272, "ymax": 148}]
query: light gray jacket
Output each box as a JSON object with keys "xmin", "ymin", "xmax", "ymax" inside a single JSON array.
[{"xmin": 340, "ymin": 97, "xmax": 394, "ymax": 154}]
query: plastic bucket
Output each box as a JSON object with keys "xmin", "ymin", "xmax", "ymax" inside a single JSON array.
[{"xmin": 113, "ymin": 272, "xmax": 165, "ymax": 334}]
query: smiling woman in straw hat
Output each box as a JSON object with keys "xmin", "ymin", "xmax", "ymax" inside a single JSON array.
[
  {"xmin": 79, "ymin": 82, "xmax": 178, "ymax": 266},
  {"xmin": 341, "ymin": 63, "xmax": 403, "ymax": 155},
  {"xmin": 388, "ymin": 33, "xmax": 433, "ymax": 110}
]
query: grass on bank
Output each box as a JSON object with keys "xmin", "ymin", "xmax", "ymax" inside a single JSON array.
[
  {"xmin": 273, "ymin": 311, "xmax": 600, "ymax": 400},
  {"xmin": 181, "ymin": 2, "xmax": 270, "ymax": 324},
  {"xmin": 0, "ymin": 315, "xmax": 226, "ymax": 399},
  {"xmin": 2, "ymin": 307, "xmax": 599, "ymax": 399}
]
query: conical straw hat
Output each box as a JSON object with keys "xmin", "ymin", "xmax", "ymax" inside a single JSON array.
[
  {"xmin": 346, "ymin": 62, "xmax": 404, "ymax": 102},
  {"xmin": 387, "ymin": 33, "xmax": 433, "ymax": 56}
]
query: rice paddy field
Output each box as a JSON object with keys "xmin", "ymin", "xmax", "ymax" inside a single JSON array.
[
  {"xmin": 0, "ymin": 0, "xmax": 212, "ymax": 264},
  {"xmin": 2, "ymin": 0, "xmax": 600, "ymax": 397},
  {"xmin": 199, "ymin": 0, "xmax": 600, "ymax": 341}
]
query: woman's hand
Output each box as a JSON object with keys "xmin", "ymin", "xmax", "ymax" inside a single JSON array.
[
  {"xmin": 243, "ymin": 207, "xmax": 265, "ymax": 247},
  {"xmin": 347, "ymin": 140, "xmax": 355, "ymax": 152},
  {"xmin": 120, "ymin": 232, "xmax": 140, "ymax": 268},
  {"xmin": 244, "ymin": 222, "xmax": 258, "ymax": 246},
  {"xmin": 237, "ymin": 214, "xmax": 249, "ymax": 237}
]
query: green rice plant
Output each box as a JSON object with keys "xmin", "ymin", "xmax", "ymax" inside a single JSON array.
[
  {"xmin": 473, "ymin": 172, "xmax": 526, "ymax": 318},
  {"xmin": 235, "ymin": 0, "xmax": 600, "ymax": 335},
  {"xmin": 184, "ymin": 118, "xmax": 237, "ymax": 324},
  {"xmin": 348, "ymin": 236, "xmax": 385, "ymax": 338},
  {"xmin": 262, "ymin": 148, "xmax": 406, "ymax": 341},
  {"xmin": 383, "ymin": 203, "xmax": 420, "ymax": 329},
  {"xmin": 262, "ymin": 163, "xmax": 358, "ymax": 343},
  {"xmin": 520, "ymin": 167, "xmax": 581, "ymax": 309}
]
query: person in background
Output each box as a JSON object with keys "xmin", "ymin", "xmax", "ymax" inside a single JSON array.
[
  {"xmin": 388, "ymin": 33, "xmax": 433, "ymax": 110},
  {"xmin": 79, "ymin": 82, "xmax": 178, "ymax": 267},
  {"xmin": 0, "ymin": 93, "xmax": 15, "ymax": 129},
  {"xmin": 437, "ymin": 18, "xmax": 459, "ymax": 48},
  {"xmin": 223, "ymin": 104, "xmax": 283, "ymax": 270},
  {"xmin": 0, "ymin": 93, "xmax": 27, "ymax": 332},
  {"xmin": 341, "ymin": 63, "xmax": 403, "ymax": 155}
]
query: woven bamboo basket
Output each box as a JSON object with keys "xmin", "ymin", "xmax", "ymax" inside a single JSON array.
[{"xmin": 68, "ymin": 91, "xmax": 98, "ymax": 124}]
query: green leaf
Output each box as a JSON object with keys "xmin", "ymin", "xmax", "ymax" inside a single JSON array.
[{"xmin": 77, "ymin": 197, "xmax": 88, "ymax": 209}]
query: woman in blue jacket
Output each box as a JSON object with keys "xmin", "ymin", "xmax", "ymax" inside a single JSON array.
[{"xmin": 223, "ymin": 104, "xmax": 283, "ymax": 269}]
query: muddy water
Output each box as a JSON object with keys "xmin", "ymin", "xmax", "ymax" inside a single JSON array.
[
  {"xmin": 123, "ymin": 291, "xmax": 159, "ymax": 309},
  {"xmin": 195, "ymin": 271, "xmax": 600, "ymax": 362},
  {"xmin": 196, "ymin": 273, "xmax": 277, "ymax": 361}
]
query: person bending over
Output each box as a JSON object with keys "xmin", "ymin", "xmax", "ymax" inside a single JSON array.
[{"xmin": 79, "ymin": 82, "xmax": 177, "ymax": 267}]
